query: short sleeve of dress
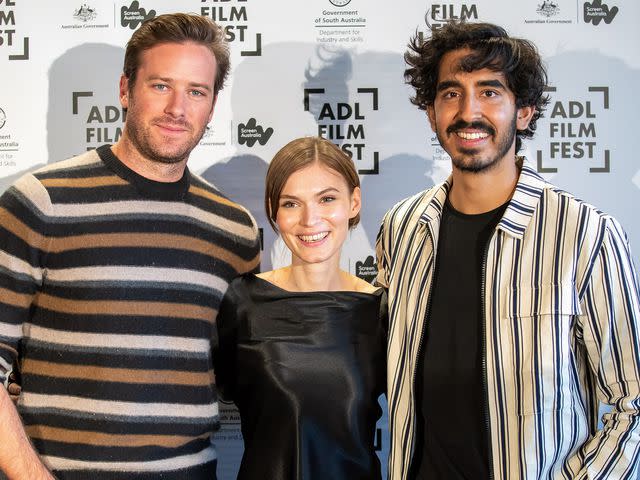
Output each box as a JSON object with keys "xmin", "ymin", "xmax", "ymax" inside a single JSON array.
[{"xmin": 213, "ymin": 278, "xmax": 243, "ymax": 402}]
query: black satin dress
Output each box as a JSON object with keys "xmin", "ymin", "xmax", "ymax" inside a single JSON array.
[{"xmin": 214, "ymin": 274, "xmax": 387, "ymax": 480}]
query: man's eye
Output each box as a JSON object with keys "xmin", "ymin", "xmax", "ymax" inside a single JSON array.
[{"xmin": 321, "ymin": 196, "xmax": 336, "ymax": 203}]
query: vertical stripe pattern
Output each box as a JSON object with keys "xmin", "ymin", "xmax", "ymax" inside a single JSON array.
[{"xmin": 376, "ymin": 165, "xmax": 640, "ymax": 479}]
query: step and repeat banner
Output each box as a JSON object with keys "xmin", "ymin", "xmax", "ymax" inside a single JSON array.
[{"xmin": 1, "ymin": 1, "xmax": 638, "ymax": 478}]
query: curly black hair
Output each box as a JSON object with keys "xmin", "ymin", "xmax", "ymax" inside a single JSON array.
[{"xmin": 405, "ymin": 21, "xmax": 549, "ymax": 152}]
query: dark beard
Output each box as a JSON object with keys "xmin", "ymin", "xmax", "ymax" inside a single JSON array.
[{"xmin": 440, "ymin": 115, "xmax": 517, "ymax": 174}]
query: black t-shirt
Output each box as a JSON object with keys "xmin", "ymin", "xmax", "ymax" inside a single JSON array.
[{"xmin": 411, "ymin": 197, "xmax": 508, "ymax": 480}]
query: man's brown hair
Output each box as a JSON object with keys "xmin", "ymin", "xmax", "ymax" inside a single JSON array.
[{"xmin": 123, "ymin": 13, "xmax": 230, "ymax": 96}]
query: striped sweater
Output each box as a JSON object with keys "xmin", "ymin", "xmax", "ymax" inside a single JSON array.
[
  {"xmin": 376, "ymin": 164, "xmax": 640, "ymax": 479},
  {"xmin": 0, "ymin": 145, "xmax": 260, "ymax": 479}
]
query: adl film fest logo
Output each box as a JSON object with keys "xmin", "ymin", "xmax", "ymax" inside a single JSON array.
[
  {"xmin": 0, "ymin": 0, "xmax": 28, "ymax": 60},
  {"xmin": 424, "ymin": 2, "xmax": 478, "ymax": 30},
  {"xmin": 304, "ymin": 88, "xmax": 380, "ymax": 175},
  {"xmin": 537, "ymin": 86, "xmax": 611, "ymax": 173},
  {"xmin": 72, "ymin": 91, "xmax": 125, "ymax": 150},
  {"xmin": 201, "ymin": 0, "xmax": 262, "ymax": 56},
  {"xmin": 418, "ymin": 3, "xmax": 478, "ymax": 44}
]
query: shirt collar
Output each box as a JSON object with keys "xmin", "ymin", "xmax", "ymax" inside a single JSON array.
[
  {"xmin": 497, "ymin": 163, "xmax": 546, "ymax": 239},
  {"xmin": 418, "ymin": 162, "xmax": 546, "ymax": 240}
]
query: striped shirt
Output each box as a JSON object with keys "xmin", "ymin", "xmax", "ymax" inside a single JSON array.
[
  {"xmin": 0, "ymin": 145, "xmax": 260, "ymax": 479},
  {"xmin": 376, "ymin": 164, "xmax": 640, "ymax": 480}
]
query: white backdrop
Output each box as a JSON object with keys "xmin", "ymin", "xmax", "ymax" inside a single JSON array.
[{"xmin": 1, "ymin": 1, "xmax": 638, "ymax": 478}]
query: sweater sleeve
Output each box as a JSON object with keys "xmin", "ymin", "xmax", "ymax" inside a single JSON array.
[{"xmin": 0, "ymin": 175, "xmax": 50, "ymax": 384}]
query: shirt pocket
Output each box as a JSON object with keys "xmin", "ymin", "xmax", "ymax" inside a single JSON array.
[{"xmin": 502, "ymin": 283, "xmax": 582, "ymax": 415}]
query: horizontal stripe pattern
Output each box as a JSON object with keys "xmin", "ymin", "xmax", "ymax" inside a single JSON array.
[
  {"xmin": 44, "ymin": 446, "xmax": 217, "ymax": 472},
  {"xmin": 26, "ymin": 425, "xmax": 212, "ymax": 449},
  {"xmin": 40, "ymin": 175, "xmax": 129, "ymax": 188},
  {"xmin": 24, "ymin": 324, "xmax": 211, "ymax": 352},
  {"xmin": 46, "ymin": 265, "xmax": 228, "ymax": 293},
  {"xmin": 22, "ymin": 359, "xmax": 214, "ymax": 386},
  {"xmin": 377, "ymin": 164, "xmax": 640, "ymax": 479},
  {"xmin": 34, "ymin": 294, "xmax": 215, "ymax": 322},
  {"xmin": 0, "ymin": 248, "xmax": 43, "ymax": 283},
  {"xmin": 13, "ymin": 180, "xmax": 257, "ymax": 243},
  {"xmin": 0, "ymin": 146, "xmax": 260, "ymax": 477},
  {"xmin": 22, "ymin": 393, "xmax": 218, "ymax": 419}
]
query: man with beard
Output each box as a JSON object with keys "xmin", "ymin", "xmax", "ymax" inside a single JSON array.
[
  {"xmin": 0, "ymin": 13, "xmax": 259, "ymax": 479},
  {"xmin": 376, "ymin": 21, "xmax": 640, "ymax": 480}
]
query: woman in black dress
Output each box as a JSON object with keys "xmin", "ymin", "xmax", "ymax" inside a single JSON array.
[{"xmin": 214, "ymin": 136, "xmax": 387, "ymax": 480}]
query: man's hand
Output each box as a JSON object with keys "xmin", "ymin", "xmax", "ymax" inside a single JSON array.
[{"xmin": 0, "ymin": 387, "xmax": 55, "ymax": 479}]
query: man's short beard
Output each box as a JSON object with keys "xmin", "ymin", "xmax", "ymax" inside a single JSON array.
[
  {"xmin": 125, "ymin": 119, "xmax": 206, "ymax": 165},
  {"xmin": 442, "ymin": 114, "xmax": 517, "ymax": 174},
  {"xmin": 124, "ymin": 88, "xmax": 209, "ymax": 165}
]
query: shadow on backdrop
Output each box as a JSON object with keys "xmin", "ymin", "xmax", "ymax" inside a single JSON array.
[
  {"xmin": 0, "ymin": 43, "xmax": 123, "ymax": 193},
  {"xmin": 200, "ymin": 154, "xmax": 271, "ymax": 267},
  {"xmin": 209, "ymin": 41, "xmax": 433, "ymax": 480}
]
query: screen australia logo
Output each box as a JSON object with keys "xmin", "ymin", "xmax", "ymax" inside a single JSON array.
[
  {"xmin": 584, "ymin": 0, "xmax": 618, "ymax": 25},
  {"xmin": 355, "ymin": 256, "xmax": 377, "ymax": 283},
  {"xmin": 237, "ymin": 118, "xmax": 273, "ymax": 147},
  {"xmin": 121, "ymin": 1, "xmax": 156, "ymax": 29}
]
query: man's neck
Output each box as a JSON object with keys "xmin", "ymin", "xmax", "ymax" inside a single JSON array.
[
  {"xmin": 448, "ymin": 156, "xmax": 520, "ymax": 215},
  {"xmin": 111, "ymin": 136, "xmax": 187, "ymax": 183}
]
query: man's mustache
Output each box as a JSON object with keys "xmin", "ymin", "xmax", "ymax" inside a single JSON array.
[
  {"xmin": 446, "ymin": 121, "xmax": 495, "ymax": 136},
  {"xmin": 154, "ymin": 117, "xmax": 192, "ymax": 130}
]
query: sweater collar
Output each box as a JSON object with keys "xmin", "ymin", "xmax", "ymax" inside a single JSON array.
[{"xmin": 96, "ymin": 144, "xmax": 190, "ymax": 201}]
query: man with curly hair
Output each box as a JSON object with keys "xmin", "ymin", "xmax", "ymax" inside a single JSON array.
[{"xmin": 376, "ymin": 21, "xmax": 640, "ymax": 480}]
